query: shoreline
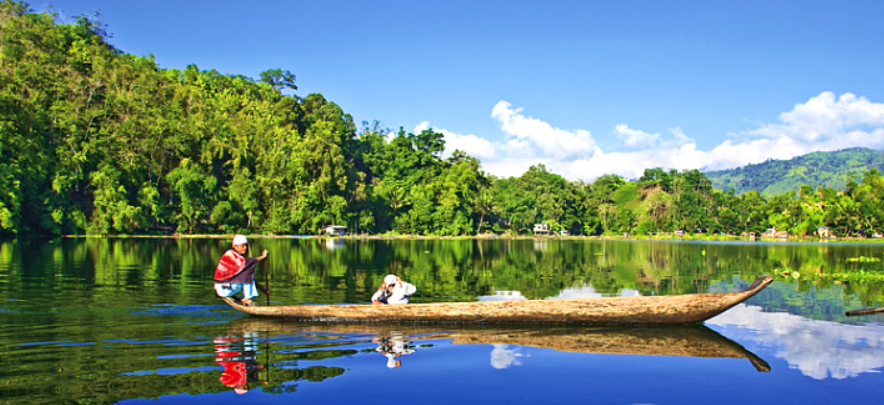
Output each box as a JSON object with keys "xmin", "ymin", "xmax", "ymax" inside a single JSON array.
[{"xmin": 45, "ymin": 233, "xmax": 884, "ymax": 244}]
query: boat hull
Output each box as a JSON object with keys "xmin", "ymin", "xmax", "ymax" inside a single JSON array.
[{"xmin": 223, "ymin": 276, "xmax": 773, "ymax": 326}]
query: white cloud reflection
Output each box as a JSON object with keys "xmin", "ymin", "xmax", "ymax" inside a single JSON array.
[
  {"xmin": 707, "ymin": 304, "xmax": 884, "ymax": 380},
  {"xmin": 478, "ymin": 291, "xmax": 527, "ymax": 301},
  {"xmin": 547, "ymin": 285, "xmax": 641, "ymax": 299},
  {"xmin": 478, "ymin": 286, "xmax": 641, "ymax": 301},
  {"xmin": 490, "ymin": 344, "xmax": 523, "ymax": 369}
]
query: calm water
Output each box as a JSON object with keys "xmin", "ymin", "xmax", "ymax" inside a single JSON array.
[{"xmin": 1, "ymin": 238, "xmax": 883, "ymax": 404}]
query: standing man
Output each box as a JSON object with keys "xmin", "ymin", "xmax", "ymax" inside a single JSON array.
[{"xmin": 214, "ymin": 235, "xmax": 268, "ymax": 307}]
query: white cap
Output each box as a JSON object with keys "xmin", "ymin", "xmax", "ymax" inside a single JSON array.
[
  {"xmin": 232, "ymin": 235, "xmax": 249, "ymax": 246},
  {"xmin": 383, "ymin": 275, "xmax": 398, "ymax": 285}
]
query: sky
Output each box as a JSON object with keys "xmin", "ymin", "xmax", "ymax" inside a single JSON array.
[{"xmin": 37, "ymin": 0, "xmax": 884, "ymax": 181}]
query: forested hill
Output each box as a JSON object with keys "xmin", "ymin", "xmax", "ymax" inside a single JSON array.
[
  {"xmin": 705, "ymin": 147, "xmax": 884, "ymax": 196},
  {"xmin": 4, "ymin": 3, "xmax": 884, "ymax": 238}
]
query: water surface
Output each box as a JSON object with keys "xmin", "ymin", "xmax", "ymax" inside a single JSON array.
[{"xmin": 1, "ymin": 238, "xmax": 883, "ymax": 404}]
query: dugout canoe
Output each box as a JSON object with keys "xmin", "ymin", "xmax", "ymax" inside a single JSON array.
[
  {"xmin": 228, "ymin": 318, "xmax": 771, "ymax": 372},
  {"xmin": 222, "ymin": 275, "xmax": 773, "ymax": 326}
]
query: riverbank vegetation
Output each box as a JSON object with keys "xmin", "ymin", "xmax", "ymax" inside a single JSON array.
[{"xmin": 2, "ymin": 2, "xmax": 884, "ymax": 238}]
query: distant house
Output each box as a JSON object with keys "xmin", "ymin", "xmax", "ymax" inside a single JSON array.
[
  {"xmin": 674, "ymin": 229, "xmax": 684, "ymax": 237},
  {"xmin": 534, "ymin": 223, "xmax": 551, "ymax": 235},
  {"xmin": 776, "ymin": 231, "xmax": 789, "ymax": 239},
  {"xmin": 322, "ymin": 225, "xmax": 347, "ymax": 236},
  {"xmin": 816, "ymin": 227, "xmax": 830, "ymax": 238},
  {"xmin": 560, "ymin": 230, "xmax": 570, "ymax": 236},
  {"xmin": 761, "ymin": 227, "xmax": 776, "ymax": 238}
]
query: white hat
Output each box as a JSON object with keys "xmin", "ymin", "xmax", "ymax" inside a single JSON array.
[
  {"xmin": 383, "ymin": 275, "xmax": 398, "ymax": 285},
  {"xmin": 232, "ymin": 235, "xmax": 249, "ymax": 246}
]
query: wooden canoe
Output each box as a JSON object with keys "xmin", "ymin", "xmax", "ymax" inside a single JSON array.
[
  {"xmin": 228, "ymin": 319, "xmax": 770, "ymax": 372},
  {"xmin": 222, "ymin": 275, "xmax": 773, "ymax": 326}
]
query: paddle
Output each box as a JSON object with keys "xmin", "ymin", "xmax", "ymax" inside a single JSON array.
[{"xmin": 247, "ymin": 244, "xmax": 271, "ymax": 301}]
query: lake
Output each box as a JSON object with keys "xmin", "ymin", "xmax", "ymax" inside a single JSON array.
[{"xmin": 1, "ymin": 238, "xmax": 883, "ymax": 404}]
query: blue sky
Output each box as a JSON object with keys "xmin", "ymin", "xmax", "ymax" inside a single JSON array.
[{"xmin": 40, "ymin": 0, "xmax": 884, "ymax": 181}]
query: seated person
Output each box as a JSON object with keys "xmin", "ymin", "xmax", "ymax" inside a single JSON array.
[
  {"xmin": 214, "ymin": 235, "xmax": 268, "ymax": 307},
  {"xmin": 372, "ymin": 274, "xmax": 417, "ymax": 305}
]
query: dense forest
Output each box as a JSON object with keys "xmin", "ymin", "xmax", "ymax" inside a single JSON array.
[
  {"xmin": 2, "ymin": 2, "xmax": 884, "ymax": 238},
  {"xmin": 706, "ymin": 147, "xmax": 884, "ymax": 196}
]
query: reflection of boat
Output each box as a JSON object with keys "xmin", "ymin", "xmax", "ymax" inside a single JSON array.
[
  {"xmin": 228, "ymin": 318, "xmax": 770, "ymax": 372},
  {"xmin": 223, "ymin": 276, "xmax": 773, "ymax": 326}
]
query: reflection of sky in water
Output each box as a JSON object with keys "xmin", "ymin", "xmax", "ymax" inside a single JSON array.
[
  {"xmin": 479, "ymin": 286, "xmax": 640, "ymax": 301},
  {"xmin": 490, "ymin": 344, "xmax": 523, "ymax": 369},
  {"xmin": 547, "ymin": 286, "xmax": 641, "ymax": 299},
  {"xmin": 478, "ymin": 291, "xmax": 526, "ymax": 301},
  {"xmin": 708, "ymin": 304, "xmax": 884, "ymax": 380}
]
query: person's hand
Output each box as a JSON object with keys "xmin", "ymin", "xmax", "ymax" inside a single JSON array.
[
  {"xmin": 372, "ymin": 300, "xmax": 382, "ymax": 305},
  {"xmin": 396, "ymin": 276, "xmax": 402, "ymax": 283},
  {"xmin": 259, "ymin": 249, "xmax": 269, "ymax": 260}
]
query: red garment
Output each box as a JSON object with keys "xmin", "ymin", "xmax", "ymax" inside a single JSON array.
[
  {"xmin": 218, "ymin": 361, "xmax": 247, "ymax": 387},
  {"xmin": 215, "ymin": 250, "xmax": 246, "ymax": 281}
]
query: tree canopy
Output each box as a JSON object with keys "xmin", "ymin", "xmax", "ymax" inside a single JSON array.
[{"xmin": 2, "ymin": 1, "xmax": 883, "ymax": 238}]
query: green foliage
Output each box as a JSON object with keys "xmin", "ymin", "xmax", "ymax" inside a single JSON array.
[
  {"xmin": 2, "ymin": 4, "xmax": 884, "ymax": 238},
  {"xmin": 706, "ymin": 147, "xmax": 884, "ymax": 196}
]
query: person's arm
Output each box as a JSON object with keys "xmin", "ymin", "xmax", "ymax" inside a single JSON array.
[
  {"xmin": 371, "ymin": 288, "xmax": 383, "ymax": 304},
  {"xmin": 402, "ymin": 282, "xmax": 417, "ymax": 296},
  {"xmin": 257, "ymin": 249, "xmax": 268, "ymax": 260}
]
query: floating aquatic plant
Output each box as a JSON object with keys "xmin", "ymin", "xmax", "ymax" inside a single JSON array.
[{"xmin": 847, "ymin": 256, "xmax": 881, "ymax": 262}]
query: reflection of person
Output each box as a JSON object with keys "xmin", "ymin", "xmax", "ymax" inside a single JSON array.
[
  {"xmin": 371, "ymin": 274, "xmax": 417, "ymax": 305},
  {"xmin": 214, "ymin": 331, "xmax": 267, "ymax": 394},
  {"xmin": 374, "ymin": 335, "xmax": 416, "ymax": 368},
  {"xmin": 214, "ymin": 235, "xmax": 268, "ymax": 307}
]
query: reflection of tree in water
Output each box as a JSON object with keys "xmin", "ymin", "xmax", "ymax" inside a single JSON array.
[
  {"xmin": 4, "ymin": 238, "xmax": 883, "ymax": 309},
  {"xmin": 261, "ymin": 367, "xmax": 346, "ymax": 394},
  {"xmin": 252, "ymin": 238, "xmax": 884, "ymax": 304}
]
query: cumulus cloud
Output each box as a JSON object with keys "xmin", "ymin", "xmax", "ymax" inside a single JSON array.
[
  {"xmin": 746, "ymin": 92, "xmax": 884, "ymax": 143},
  {"xmin": 413, "ymin": 122, "xmax": 497, "ymax": 160},
  {"xmin": 422, "ymin": 91, "xmax": 884, "ymax": 182},
  {"xmin": 615, "ymin": 124, "xmax": 660, "ymax": 149},
  {"xmin": 491, "ymin": 101, "xmax": 596, "ymax": 160}
]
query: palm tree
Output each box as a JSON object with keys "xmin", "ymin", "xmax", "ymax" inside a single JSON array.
[{"xmin": 473, "ymin": 188, "xmax": 496, "ymax": 235}]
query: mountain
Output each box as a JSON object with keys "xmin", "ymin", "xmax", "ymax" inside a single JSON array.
[{"xmin": 704, "ymin": 147, "xmax": 884, "ymax": 196}]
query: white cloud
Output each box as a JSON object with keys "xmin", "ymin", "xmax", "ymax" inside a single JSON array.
[
  {"xmin": 414, "ymin": 122, "xmax": 497, "ymax": 160},
  {"xmin": 615, "ymin": 124, "xmax": 660, "ymax": 149},
  {"xmin": 746, "ymin": 92, "xmax": 884, "ymax": 143},
  {"xmin": 491, "ymin": 101, "xmax": 596, "ymax": 160},
  {"xmin": 419, "ymin": 92, "xmax": 884, "ymax": 182}
]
